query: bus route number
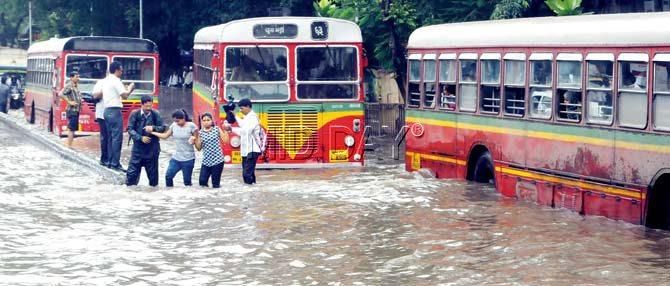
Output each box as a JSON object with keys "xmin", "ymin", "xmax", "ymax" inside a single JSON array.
[{"xmin": 311, "ymin": 21, "xmax": 328, "ymax": 40}]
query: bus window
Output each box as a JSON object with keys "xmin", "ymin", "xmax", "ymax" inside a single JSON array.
[
  {"xmin": 619, "ymin": 58, "xmax": 648, "ymax": 129},
  {"xmin": 423, "ymin": 58, "xmax": 436, "ymax": 108},
  {"xmin": 504, "ymin": 54, "xmax": 526, "ymax": 116},
  {"xmin": 557, "ymin": 56, "xmax": 583, "ymax": 122},
  {"xmin": 407, "ymin": 58, "xmax": 421, "ymax": 107},
  {"xmin": 113, "ymin": 56, "xmax": 155, "ymax": 94},
  {"xmin": 480, "ymin": 55, "xmax": 501, "ymax": 114},
  {"xmin": 66, "ymin": 55, "xmax": 108, "ymax": 92},
  {"xmin": 586, "ymin": 56, "xmax": 613, "ymax": 125},
  {"xmin": 529, "ymin": 57, "xmax": 552, "ymax": 119},
  {"xmin": 296, "ymin": 46, "xmax": 358, "ymax": 100},
  {"xmin": 438, "ymin": 56, "xmax": 456, "ymax": 110},
  {"xmin": 459, "ymin": 57, "xmax": 477, "ymax": 112},
  {"xmin": 653, "ymin": 57, "xmax": 670, "ymax": 131},
  {"xmin": 226, "ymin": 46, "xmax": 288, "ymax": 101}
]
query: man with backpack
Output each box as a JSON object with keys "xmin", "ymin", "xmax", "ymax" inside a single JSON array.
[
  {"xmin": 126, "ymin": 95, "xmax": 165, "ymax": 186},
  {"xmin": 223, "ymin": 98, "xmax": 263, "ymax": 185}
]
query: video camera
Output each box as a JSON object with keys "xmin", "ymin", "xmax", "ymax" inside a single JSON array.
[{"xmin": 223, "ymin": 95, "xmax": 237, "ymax": 124}]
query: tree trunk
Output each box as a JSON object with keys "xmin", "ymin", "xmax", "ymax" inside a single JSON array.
[{"xmin": 380, "ymin": 0, "xmax": 407, "ymax": 101}]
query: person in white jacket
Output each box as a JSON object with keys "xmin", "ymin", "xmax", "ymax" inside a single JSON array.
[{"xmin": 224, "ymin": 98, "xmax": 261, "ymax": 184}]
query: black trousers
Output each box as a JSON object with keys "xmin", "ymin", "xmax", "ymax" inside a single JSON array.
[
  {"xmin": 126, "ymin": 153, "xmax": 159, "ymax": 187},
  {"xmin": 199, "ymin": 162, "xmax": 224, "ymax": 188},
  {"xmin": 104, "ymin": 107, "xmax": 123, "ymax": 168},
  {"xmin": 242, "ymin": 152, "xmax": 259, "ymax": 185},
  {"xmin": 97, "ymin": 118, "xmax": 109, "ymax": 166}
]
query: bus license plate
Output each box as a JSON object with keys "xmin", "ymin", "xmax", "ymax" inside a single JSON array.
[
  {"xmin": 232, "ymin": 151, "xmax": 242, "ymax": 164},
  {"xmin": 329, "ymin": 150, "xmax": 349, "ymax": 162}
]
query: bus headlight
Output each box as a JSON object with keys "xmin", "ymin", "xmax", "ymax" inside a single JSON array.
[
  {"xmin": 354, "ymin": 153, "xmax": 361, "ymax": 161},
  {"xmin": 230, "ymin": 136, "xmax": 241, "ymax": 148},
  {"xmin": 344, "ymin": 135, "xmax": 355, "ymax": 147},
  {"xmin": 224, "ymin": 155, "xmax": 231, "ymax": 163}
]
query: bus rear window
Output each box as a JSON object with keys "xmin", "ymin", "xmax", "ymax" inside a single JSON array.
[
  {"xmin": 113, "ymin": 56, "xmax": 155, "ymax": 94},
  {"xmin": 297, "ymin": 46, "xmax": 358, "ymax": 100},
  {"xmin": 66, "ymin": 55, "xmax": 108, "ymax": 92}
]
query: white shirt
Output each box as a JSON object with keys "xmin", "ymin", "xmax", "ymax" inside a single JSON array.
[
  {"xmin": 102, "ymin": 74, "xmax": 126, "ymax": 108},
  {"xmin": 231, "ymin": 110, "xmax": 261, "ymax": 157},
  {"xmin": 92, "ymin": 79, "xmax": 105, "ymax": 119}
]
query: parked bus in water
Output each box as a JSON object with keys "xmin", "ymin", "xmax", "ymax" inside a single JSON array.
[
  {"xmin": 25, "ymin": 36, "xmax": 159, "ymax": 135},
  {"xmin": 404, "ymin": 12, "xmax": 670, "ymax": 229},
  {"xmin": 193, "ymin": 17, "xmax": 366, "ymax": 168}
]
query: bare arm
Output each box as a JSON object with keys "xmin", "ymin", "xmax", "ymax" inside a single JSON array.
[
  {"xmin": 151, "ymin": 129, "xmax": 172, "ymax": 139},
  {"xmin": 194, "ymin": 132, "xmax": 202, "ymax": 151}
]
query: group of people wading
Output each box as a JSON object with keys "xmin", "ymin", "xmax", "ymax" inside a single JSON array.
[{"xmin": 58, "ymin": 62, "xmax": 261, "ymax": 187}]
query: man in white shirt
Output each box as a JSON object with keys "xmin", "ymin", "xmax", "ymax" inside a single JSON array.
[
  {"xmin": 92, "ymin": 78, "xmax": 108, "ymax": 166},
  {"xmin": 223, "ymin": 98, "xmax": 261, "ymax": 184},
  {"xmin": 103, "ymin": 61, "xmax": 135, "ymax": 172}
]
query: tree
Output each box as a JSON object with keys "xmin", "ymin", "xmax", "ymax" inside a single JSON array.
[
  {"xmin": 491, "ymin": 0, "xmax": 530, "ymax": 20},
  {"xmin": 544, "ymin": 0, "xmax": 583, "ymax": 16}
]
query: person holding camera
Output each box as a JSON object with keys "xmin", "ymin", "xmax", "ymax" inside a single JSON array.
[
  {"xmin": 223, "ymin": 98, "xmax": 261, "ymax": 185},
  {"xmin": 58, "ymin": 71, "xmax": 82, "ymax": 147}
]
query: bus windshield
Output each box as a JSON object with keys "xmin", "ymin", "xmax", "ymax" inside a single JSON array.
[
  {"xmin": 225, "ymin": 46, "xmax": 288, "ymax": 101},
  {"xmin": 112, "ymin": 56, "xmax": 155, "ymax": 94},
  {"xmin": 297, "ymin": 46, "xmax": 358, "ymax": 100},
  {"xmin": 65, "ymin": 55, "xmax": 108, "ymax": 92}
]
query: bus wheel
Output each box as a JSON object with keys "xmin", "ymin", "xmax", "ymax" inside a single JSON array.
[
  {"xmin": 646, "ymin": 174, "xmax": 670, "ymax": 230},
  {"xmin": 28, "ymin": 103, "xmax": 35, "ymax": 124},
  {"xmin": 473, "ymin": 151, "xmax": 495, "ymax": 184}
]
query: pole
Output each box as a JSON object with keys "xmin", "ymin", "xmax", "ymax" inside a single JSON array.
[
  {"xmin": 28, "ymin": 1, "xmax": 32, "ymax": 46},
  {"xmin": 139, "ymin": 0, "xmax": 143, "ymax": 39}
]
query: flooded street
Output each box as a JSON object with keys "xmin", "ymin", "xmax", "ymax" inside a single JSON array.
[{"xmin": 0, "ymin": 122, "xmax": 668, "ymax": 285}]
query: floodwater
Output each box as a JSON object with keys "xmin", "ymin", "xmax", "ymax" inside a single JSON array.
[{"xmin": 0, "ymin": 122, "xmax": 668, "ymax": 286}]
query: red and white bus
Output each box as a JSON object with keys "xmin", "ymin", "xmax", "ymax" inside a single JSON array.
[
  {"xmin": 193, "ymin": 17, "xmax": 366, "ymax": 168},
  {"xmin": 404, "ymin": 12, "xmax": 670, "ymax": 229},
  {"xmin": 25, "ymin": 36, "xmax": 159, "ymax": 135}
]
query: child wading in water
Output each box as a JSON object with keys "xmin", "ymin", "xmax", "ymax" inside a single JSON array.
[
  {"xmin": 193, "ymin": 113, "xmax": 228, "ymax": 188},
  {"xmin": 152, "ymin": 109, "xmax": 197, "ymax": 187}
]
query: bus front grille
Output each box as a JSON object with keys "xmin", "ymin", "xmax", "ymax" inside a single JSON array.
[{"xmin": 265, "ymin": 107, "xmax": 319, "ymax": 156}]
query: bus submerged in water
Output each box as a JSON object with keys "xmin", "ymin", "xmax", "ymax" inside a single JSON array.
[
  {"xmin": 404, "ymin": 12, "xmax": 670, "ymax": 229},
  {"xmin": 193, "ymin": 17, "xmax": 366, "ymax": 168},
  {"xmin": 25, "ymin": 36, "xmax": 159, "ymax": 135}
]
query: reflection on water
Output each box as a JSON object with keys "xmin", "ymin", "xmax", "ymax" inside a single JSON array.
[{"xmin": 0, "ymin": 123, "xmax": 668, "ymax": 285}]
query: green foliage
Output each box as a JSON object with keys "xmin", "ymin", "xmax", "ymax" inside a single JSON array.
[
  {"xmin": 544, "ymin": 0, "xmax": 583, "ymax": 16},
  {"xmin": 491, "ymin": 0, "xmax": 530, "ymax": 20}
]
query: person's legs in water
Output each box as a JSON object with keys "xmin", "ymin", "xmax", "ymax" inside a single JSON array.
[
  {"xmin": 104, "ymin": 108, "xmax": 124, "ymax": 170},
  {"xmin": 165, "ymin": 159, "xmax": 181, "ymax": 187},
  {"xmin": 145, "ymin": 156, "xmax": 159, "ymax": 187},
  {"xmin": 125, "ymin": 153, "xmax": 142, "ymax": 186},
  {"xmin": 97, "ymin": 118, "xmax": 109, "ymax": 166},
  {"xmin": 66, "ymin": 113, "xmax": 79, "ymax": 147},
  {"xmin": 210, "ymin": 162, "xmax": 224, "ymax": 188},
  {"xmin": 182, "ymin": 159, "xmax": 195, "ymax": 186},
  {"xmin": 199, "ymin": 164, "xmax": 212, "ymax": 187},
  {"xmin": 242, "ymin": 153, "xmax": 259, "ymax": 184}
]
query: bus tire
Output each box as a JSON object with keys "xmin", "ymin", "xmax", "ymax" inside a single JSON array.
[
  {"xmin": 646, "ymin": 174, "xmax": 670, "ymax": 230},
  {"xmin": 473, "ymin": 151, "xmax": 495, "ymax": 184},
  {"xmin": 28, "ymin": 103, "xmax": 35, "ymax": 124}
]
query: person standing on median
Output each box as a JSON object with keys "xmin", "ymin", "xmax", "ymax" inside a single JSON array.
[
  {"xmin": 151, "ymin": 109, "xmax": 197, "ymax": 187},
  {"xmin": 126, "ymin": 95, "xmax": 165, "ymax": 187},
  {"xmin": 58, "ymin": 71, "xmax": 82, "ymax": 147},
  {"xmin": 223, "ymin": 98, "xmax": 261, "ymax": 185},
  {"xmin": 92, "ymin": 78, "xmax": 109, "ymax": 167},
  {"xmin": 103, "ymin": 61, "xmax": 134, "ymax": 172},
  {"xmin": 0, "ymin": 75, "xmax": 10, "ymax": 114}
]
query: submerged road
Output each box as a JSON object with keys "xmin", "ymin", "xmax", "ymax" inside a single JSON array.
[{"xmin": 0, "ymin": 122, "xmax": 668, "ymax": 285}]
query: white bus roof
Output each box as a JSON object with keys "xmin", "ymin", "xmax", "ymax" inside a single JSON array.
[
  {"xmin": 27, "ymin": 36, "xmax": 157, "ymax": 55},
  {"xmin": 408, "ymin": 12, "xmax": 670, "ymax": 49},
  {"xmin": 193, "ymin": 17, "xmax": 362, "ymax": 45}
]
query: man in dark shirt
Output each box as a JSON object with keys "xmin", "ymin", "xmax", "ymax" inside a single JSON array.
[
  {"xmin": 126, "ymin": 95, "xmax": 165, "ymax": 186},
  {"xmin": 0, "ymin": 76, "xmax": 10, "ymax": 114}
]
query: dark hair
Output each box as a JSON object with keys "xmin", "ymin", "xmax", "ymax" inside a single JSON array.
[
  {"xmin": 200, "ymin": 112, "xmax": 213, "ymax": 120},
  {"xmin": 238, "ymin": 98, "xmax": 252, "ymax": 108},
  {"xmin": 109, "ymin": 61, "xmax": 123, "ymax": 74},
  {"xmin": 68, "ymin": 71, "xmax": 79, "ymax": 78},
  {"xmin": 140, "ymin": 95, "xmax": 153, "ymax": 104},
  {"xmin": 0, "ymin": 76, "xmax": 7, "ymax": 85},
  {"xmin": 172, "ymin": 109, "xmax": 191, "ymax": 122}
]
